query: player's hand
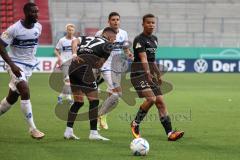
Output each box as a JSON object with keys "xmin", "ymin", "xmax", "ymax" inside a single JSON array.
[
  {"xmin": 73, "ymin": 55, "xmax": 85, "ymax": 64},
  {"xmin": 10, "ymin": 64, "xmax": 22, "ymax": 78},
  {"xmin": 156, "ymin": 75, "xmax": 162, "ymax": 85},
  {"xmin": 95, "ymin": 58, "xmax": 105, "ymax": 68},
  {"xmin": 57, "ymin": 57, "xmax": 62, "ymax": 66},
  {"xmin": 127, "ymin": 53, "xmax": 134, "ymax": 61}
]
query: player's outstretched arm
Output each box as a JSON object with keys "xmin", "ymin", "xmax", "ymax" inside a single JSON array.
[{"xmin": 0, "ymin": 43, "xmax": 22, "ymax": 77}]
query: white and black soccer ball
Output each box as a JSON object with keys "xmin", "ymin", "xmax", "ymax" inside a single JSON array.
[{"xmin": 130, "ymin": 138, "xmax": 150, "ymax": 156}]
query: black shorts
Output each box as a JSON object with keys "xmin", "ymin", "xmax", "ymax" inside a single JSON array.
[
  {"xmin": 69, "ymin": 62, "xmax": 97, "ymax": 93},
  {"xmin": 130, "ymin": 72, "xmax": 162, "ymax": 98}
]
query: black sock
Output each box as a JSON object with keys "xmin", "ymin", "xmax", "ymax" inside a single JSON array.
[
  {"xmin": 67, "ymin": 102, "xmax": 84, "ymax": 128},
  {"xmin": 134, "ymin": 108, "xmax": 148, "ymax": 124},
  {"xmin": 160, "ymin": 115, "xmax": 172, "ymax": 135},
  {"xmin": 89, "ymin": 100, "xmax": 99, "ymax": 130}
]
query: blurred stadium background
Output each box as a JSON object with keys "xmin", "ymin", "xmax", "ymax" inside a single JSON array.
[
  {"xmin": 1, "ymin": 0, "xmax": 240, "ymax": 73},
  {"xmin": 1, "ymin": 0, "xmax": 240, "ymax": 47}
]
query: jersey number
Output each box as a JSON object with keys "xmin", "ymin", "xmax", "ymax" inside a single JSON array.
[{"xmin": 81, "ymin": 37, "xmax": 105, "ymax": 48}]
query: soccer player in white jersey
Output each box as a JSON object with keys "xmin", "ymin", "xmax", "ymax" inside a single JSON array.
[
  {"xmin": 0, "ymin": 2, "xmax": 45, "ymax": 139},
  {"xmin": 95, "ymin": 12, "xmax": 133, "ymax": 130},
  {"xmin": 55, "ymin": 24, "xmax": 76, "ymax": 104}
]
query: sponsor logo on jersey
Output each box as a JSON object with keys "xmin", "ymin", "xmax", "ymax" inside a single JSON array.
[
  {"xmin": 135, "ymin": 42, "xmax": 141, "ymax": 49},
  {"xmin": 1, "ymin": 31, "xmax": 9, "ymax": 39},
  {"xmin": 34, "ymin": 32, "xmax": 38, "ymax": 36}
]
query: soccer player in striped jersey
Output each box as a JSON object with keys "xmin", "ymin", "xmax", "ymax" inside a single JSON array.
[
  {"xmin": 55, "ymin": 24, "xmax": 76, "ymax": 105},
  {"xmin": 0, "ymin": 2, "xmax": 45, "ymax": 139},
  {"xmin": 95, "ymin": 12, "xmax": 133, "ymax": 130}
]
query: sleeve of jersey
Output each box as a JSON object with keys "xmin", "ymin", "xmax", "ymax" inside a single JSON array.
[
  {"xmin": 0, "ymin": 25, "xmax": 15, "ymax": 47},
  {"xmin": 133, "ymin": 38, "xmax": 145, "ymax": 54},
  {"xmin": 124, "ymin": 31, "xmax": 129, "ymax": 41},
  {"xmin": 55, "ymin": 39, "xmax": 62, "ymax": 50}
]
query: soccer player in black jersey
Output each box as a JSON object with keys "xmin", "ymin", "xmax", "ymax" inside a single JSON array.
[
  {"xmin": 130, "ymin": 14, "xmax": 184, "ymax": 141},
  {"xmin": 63, "ymin": 27, "xmax": 117, "ymax": 140}
]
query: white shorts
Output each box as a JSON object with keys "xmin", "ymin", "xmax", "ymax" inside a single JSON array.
[
  {"xmin": 7, "ymin": 63, "xmax": 33, "ymax": 93},
  {"xmin": 102, "ymin": 71, "xmax": 121, "ymax": 93},
  {"xmin": 61, "ymin": 64, "xmax": 70, "ymax": 81}
]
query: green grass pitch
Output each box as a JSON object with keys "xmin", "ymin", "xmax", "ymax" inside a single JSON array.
[{"xmin": 0, "ymin": 73, "xmax": 239, "ymax": 160}]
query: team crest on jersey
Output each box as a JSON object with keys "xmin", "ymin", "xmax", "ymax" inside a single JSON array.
[
  {"xmin": 34, "ymin": 32, "xmax": 38, "ymax": 36},
  {"xmin": 1, "ymin": 31, "xmax": 9, "ymax": 39},
  {"xmin": 135, "ymin": 42, "xmax": 142, "ymax": 49}
]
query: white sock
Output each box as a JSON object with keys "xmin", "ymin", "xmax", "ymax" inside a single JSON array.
[
  {"xmin": 59, "ymin": 93, "xmax": 64, "ymax": 97},
  {"xmin": 66, "ymin": 94, "xmax": 72, "ymax": 100},
  {"xmin": 168, "ymin": 131, "xmax": 173, "ymax": 137},
  {"xmin": 65, "ymin": 126, "xmax": 73, "ymax": 133},
  {"xmin": 98, "ymin": 93, "xmax": 120, "ymax": 116},
  {"xmin": 20, "ymin": 100, "xmax": 36, "ymax": 131},
  {"xmin": 90, "ymin": 130, "xmax": 98, "ymax": 135},
  {"xmin": 0, "ymin": 98, "xmax": 11, "ymax": 116}
]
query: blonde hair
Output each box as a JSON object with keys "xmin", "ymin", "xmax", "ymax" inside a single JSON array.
[{"xmin": 65, "ymin": 23, "xmax": 75, "ymax": 31}]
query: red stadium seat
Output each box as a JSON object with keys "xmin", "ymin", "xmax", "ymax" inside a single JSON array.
[
  {"xmin": 7, "ymin": 0, "xmax": 13, "ymax": 5},
  {"xmin": 0, "ymin": 0, "xmax": 6, "ymax": 5},
  {"xmin": 7, "ymin": 5, "xmax": 13, "ymax": 11},
  {"xmin": 0, "ymin": 4, "xmax": 7, "ymax": 10},
  {"xmin": 0, "ymin": 10, "xmax": 7, "ymax": 16},
  {"xmin": 7, "ymin": 11, "xmax": 13, "ymax": 16},
  {"xmin": 7, "ymin": 17, "xmax": 14, "ymax": 23},
  {"xmin": 1, "ymin": 23, "xmax": 8, "ymax": 29},
  {"xmin": 0, "ymin": 17, "xmax": 7, "ymax": 23}
]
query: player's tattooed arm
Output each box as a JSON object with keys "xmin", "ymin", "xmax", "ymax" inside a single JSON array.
[
  {"xmin": 0, "ymin": 43, "xmax": 22, "ymax": 77},
  {"xmin": 71, "ymin": 38, "xmax": 80, "ymax": 56},
  {"xmin": 71, "ymin": 38, "xmax": 84, "ymax": 63},
  {"xmin": 138, "ymin": 52, "xmax": 153, "ymax": 84}
]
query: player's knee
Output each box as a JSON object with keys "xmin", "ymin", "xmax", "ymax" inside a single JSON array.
[
  {"xmin": 19, "ymin": 89, "xmax": 30, "ymax": 99},
  {"xmin": 146, "ymin": 96, "xmax": 156, "ymax": 104},
  {"xmin": 73, "ymin": 95, "xmax": 83, "ymax": 102},
  {"xmin": 155, "ymin": 97, "xmax": 165, "ymax": 108},
  {"xmin": 16, "ymin": 81, "xmax": 30, "ymax": 99}
]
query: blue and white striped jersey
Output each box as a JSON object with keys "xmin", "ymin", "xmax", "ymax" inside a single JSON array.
[
  {"xmin": 55, "ymin": 36, "xmax": 76, "ymax": 63},
  {"xmin": 0, "ymin": 20, "xmax": 42, "ymax": 67}
]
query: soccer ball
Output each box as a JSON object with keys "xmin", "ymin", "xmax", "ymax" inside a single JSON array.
[{"xmin": 130, "ymin": 138, "xmax": 150, "ymax": 156}]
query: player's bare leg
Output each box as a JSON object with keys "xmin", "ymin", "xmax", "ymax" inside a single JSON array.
[
  {"xmin": 131, "ymin": 89, "xmax": 156, "ymax": 138},
  {"xmin": 0, "ymin": 89, "xmax": 19, "ymax": 116},
  {"xmin": 155, "ymin": 95, "xmax": 184, "ymax": 141},
  {"xmin": 86, "ymin": 90, "xmax": 109, "ymax": 141},
  {"xmin": 64, "ymin": 88, "xmax": 84, "ymax": 140},
  {"xmin": 16, "ymin": 81, "xmax": 45, "ymax": 139}
]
